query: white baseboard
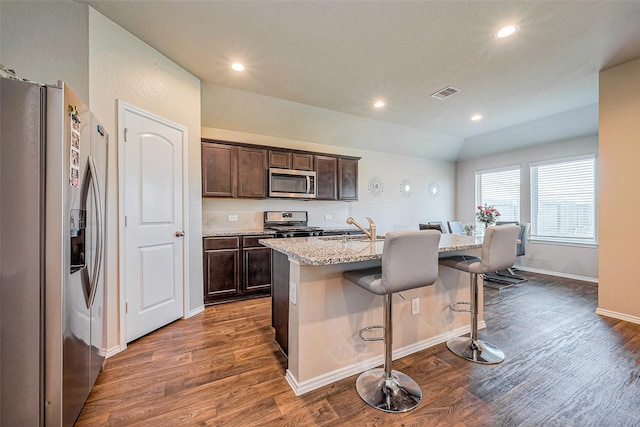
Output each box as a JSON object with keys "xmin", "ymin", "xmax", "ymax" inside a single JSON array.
[
  {"xmin": 595, "ymin": 308, "xmax": 640, "ymax": 325},
  {"xmin": 105, "ymin": 344, "xmax": 124, "ymax": 359},
  {"xmin": 285, "ymin": 321, "xmax": 486, "ymax": 396},
  {"xmin": 516, "ymin": 266, "xmax": 598, "ymax": 283},
  {"xmin": 187, "ymin": 304, "xmax": 205, "ymax": 318}
]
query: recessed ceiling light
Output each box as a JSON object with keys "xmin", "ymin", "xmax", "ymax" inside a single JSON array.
[
  {"xmin": 373, "ymin": 101, "xmax": 385, "ymax": 108},
  {"xmin": 495, "ymin": 25, "xmax": 518, "ymax": 38},
  {"xmin": 471, "ymin": 114, "xmax": 483, "ymax": 121},
  {"xmin": 231, "ymin": 62, "xmax": 245, "ymax": 72}
]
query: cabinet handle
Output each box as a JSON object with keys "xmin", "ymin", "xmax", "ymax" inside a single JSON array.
[{"xmin": 175, "ymin": 231, "xmax": 185, "ymax": 237}]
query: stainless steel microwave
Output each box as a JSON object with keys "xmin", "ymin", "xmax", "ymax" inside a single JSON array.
[{"xmin": 268, "ymin": 168, "xmax": 317, "ymax": 199}]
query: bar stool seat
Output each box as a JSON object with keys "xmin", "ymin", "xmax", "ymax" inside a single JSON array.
[
  {"xmin": 343, "ymin": 230, "xmax": 441, "ymax": 413},
  {"xmin": 439, "ymin": 225, "xmax": 520, "ymax": 364}
]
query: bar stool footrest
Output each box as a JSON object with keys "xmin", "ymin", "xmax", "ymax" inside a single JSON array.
[
  {"xmin": 355, "ymin": 368, "xmax": 422, "ymax": 413},
  {"xmin": 449, "ymin": 301, "xmax": 471, "ymax": 313},
  {"xmin": 359, "ymin": 325, "xmax": 384, "ymax": 342}
]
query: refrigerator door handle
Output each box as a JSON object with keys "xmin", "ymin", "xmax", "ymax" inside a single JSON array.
[{"xmin": 80, "ymin": 156, "xmax": 103, "ymax": 309}]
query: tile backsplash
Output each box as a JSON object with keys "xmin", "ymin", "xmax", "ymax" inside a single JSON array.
[{"xmin": 202, "ymin": 198, "xmax": 352, "ymax": 232}]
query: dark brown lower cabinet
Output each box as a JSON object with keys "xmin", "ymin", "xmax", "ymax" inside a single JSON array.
[
  {"xmin": 242, "ymin": 236, "xmax": 272, "ymax": 292},
  {"xmin": 203, "ymin": 235, "xmax": 273, "ymax": 305}
]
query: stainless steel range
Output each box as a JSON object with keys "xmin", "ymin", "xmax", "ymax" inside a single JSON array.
[{"xmin": 264, "ymin": 211, "xmax": 322, "ymax": 238}]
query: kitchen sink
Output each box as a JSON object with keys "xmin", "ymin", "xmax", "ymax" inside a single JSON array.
[{"xmin": 320, "ymin": 235, "xmax": 385, "ymax": 242}]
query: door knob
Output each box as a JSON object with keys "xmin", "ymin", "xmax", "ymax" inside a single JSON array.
[{"xmin": 175, "ymin": 231, "xmax": 185, "ymax": 237}]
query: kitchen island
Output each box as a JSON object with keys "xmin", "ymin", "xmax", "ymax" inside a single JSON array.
[{"xmin": 259, "ymin": 233, "xmax": 484, "ymax": 395}]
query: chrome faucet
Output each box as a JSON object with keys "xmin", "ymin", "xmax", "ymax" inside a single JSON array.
[{"xmin": 346, "ymin": 216, "xmax": 377, "ymax": 241}]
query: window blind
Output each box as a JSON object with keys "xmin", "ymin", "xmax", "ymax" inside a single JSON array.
[
  {"xmin": 530, "ymin": 156, "xmax": 595, "ymax": 242},
  {"xmin": 475, "ymin": 167, "xmax": 520, "ymax": 227}
]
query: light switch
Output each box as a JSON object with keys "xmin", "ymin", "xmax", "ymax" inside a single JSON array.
[
  {"xmin": 228, "ymin": 214, "xmax": 238, "ymax": 221},
  {"xmin": 411, "ymin": 298, "xmax": 420, "ymax": 315},
  {"xmin": 324, "ymin": 214, "xmax": 333, "ymax": 220}
]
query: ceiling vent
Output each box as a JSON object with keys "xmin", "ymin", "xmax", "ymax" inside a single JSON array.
[{"xmin": 430, "ymin": 86, "xmax": 460, "ymax": 100}]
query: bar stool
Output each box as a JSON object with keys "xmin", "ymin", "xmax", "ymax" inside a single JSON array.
[
  {"xmin": 439, "ymin": 225, "xmax": 520, "ymax": 364},
  {"xmin": 343, "ymin": 230, "xmax": 441, "ymax": 413}
]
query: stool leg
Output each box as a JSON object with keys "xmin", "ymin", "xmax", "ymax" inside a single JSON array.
[
  {"xmin": 446, "ymin": 273, "xmax": 505, "ymax": 364},
  {"xmin": 355, "ymin": 294, "xmax": 422, "ymax": 412}
]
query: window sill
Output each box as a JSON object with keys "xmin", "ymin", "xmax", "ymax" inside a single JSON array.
[{"xmin": 528, "ymin": 238, "xmax": 598, "ymax": 249}]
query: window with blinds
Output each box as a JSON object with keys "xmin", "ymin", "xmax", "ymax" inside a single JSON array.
[
  {"xmin": 475, "ymin": 167, "xmax": 520, "ymax": 227},
  {"xmin": 530, "ymin": 155, "xmax": 596, "ymax": 242}
]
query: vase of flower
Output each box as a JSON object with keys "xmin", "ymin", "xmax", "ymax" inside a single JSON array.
[
  {"xmin": 476, "ymin": 204, "xmax": 501, "ymax": 230},
  {"xmin": 463, "ymin": 223, "xmax": 476, "ymax": 236}
]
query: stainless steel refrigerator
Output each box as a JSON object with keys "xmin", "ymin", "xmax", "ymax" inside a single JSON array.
[{"xmin": 1, "ymin": 76, "xmax": 108, "ymax": 426}]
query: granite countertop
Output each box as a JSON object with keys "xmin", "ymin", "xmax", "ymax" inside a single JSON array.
[
  {"xmin": 203, "ymin": 229, "xmax": 276, "ymax": 238},
  {"xmin": 321, "ymin": 227, "xmax": 366, "ymax": 234},
  {"xmin": 259, "ymin": 233, "xmax": 483, "ymax": 266}
]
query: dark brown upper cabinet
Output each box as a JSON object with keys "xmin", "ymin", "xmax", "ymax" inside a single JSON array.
[
  {"xmin": 202, "ymin": 139, "xmax": 358, "ymax": 200},
  {"xmin": 269, "ymin": 150, "xmax": 314, "ymax": 171},
  {"xmin": 269, "ymin": 150, "xmax": 292, "ymax": 169},
  {"xmin": 202, "ymin": 142, "xmax": 267, "ymax": 198},
  {"xmin": 237, "ymin": 146, "xmax": 267, "ymax": 198},
  {"xmin": 202, "ymin": 143, "xmax": 237, "ymax": 197},
  {"xmin": 315, "ymin": 155, "xmax": 337, "ymax": 200},
  {"xmin": 292, "ymin": 153, "xmax": 314, "ymax": 171},
  {"xmin": 338, "ymin": 157, "xmax": 358, "ymax": 200}
]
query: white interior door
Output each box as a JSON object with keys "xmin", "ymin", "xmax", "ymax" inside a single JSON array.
[{"xmin": 120, "ymin": 103, "xmax": 187, "ymax": 343}]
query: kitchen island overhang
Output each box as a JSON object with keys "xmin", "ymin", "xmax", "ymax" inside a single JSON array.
[{"xmin": 260, "ymin": 234, "xmax": 484, "ymax": 396}]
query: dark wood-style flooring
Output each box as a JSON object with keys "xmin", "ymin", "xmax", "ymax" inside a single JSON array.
[{"xmin": 76, "ymin": 273, "xmax": 640, "ymax": 426}]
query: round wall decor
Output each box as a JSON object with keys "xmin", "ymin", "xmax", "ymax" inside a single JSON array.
[
  {"xmin": 368, "ymin": 176, "xmax": 384, "ymax": 197},
  {"xmin": 427, "ymin": 181, "xmax": 440, "ymax": 199},
  {"xmin": 399, "ymin": 179, "xmax": 414, "ymax": 198}
]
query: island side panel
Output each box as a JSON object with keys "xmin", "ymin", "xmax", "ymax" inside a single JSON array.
[
  {"xmin": 290, "ymin": 260, "xmax": 474, "ymax": 386},
  {"xmin": 271, "ymin": 250, "xmax": 290, "ymax": 357}
]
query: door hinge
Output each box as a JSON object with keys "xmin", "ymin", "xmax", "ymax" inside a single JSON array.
[
  {"xmin": 124, "ymin": 216, "xmax": 127, "ymax": 227},
  {"xmin": 124, "ymin": 127, "xmax": 128, "ymax": 142},
  {"xmin": 125, "ymin": 302, "xmax": 128, "ymax": 313}
]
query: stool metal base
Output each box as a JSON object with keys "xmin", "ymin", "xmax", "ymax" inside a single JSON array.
[
  {"xmin": 446, "ymin": 337, "xmax": 505, "ymax": 364},
  {"xmin": 355, "ymin": 368, "xmax": 422, "ymax": 413}
]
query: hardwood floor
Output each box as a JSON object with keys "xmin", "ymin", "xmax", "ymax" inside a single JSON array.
[{"xmin": 76, "ymin": 273, "xmax": 640, "ymax": 426}]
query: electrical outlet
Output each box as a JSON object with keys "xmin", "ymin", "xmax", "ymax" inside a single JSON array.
[
  {"xmin": 289, "ymin": 281, "xmax": 297, "ymax": 305},
  {"xmin": 324, "ymin": 214, "xmax": 333, "ymax": 220},
  {"xmin": 411, "ymin": 298, "xmax": 420, "ymax": 315},
  {"xmin": 228, "ymin": 214, "xmax": 238, "ymax": 222}
]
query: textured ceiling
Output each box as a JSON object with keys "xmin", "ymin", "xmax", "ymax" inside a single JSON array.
[{"xmin": 81, "ymin": 1, "xmax": 640, "ymax": 160}]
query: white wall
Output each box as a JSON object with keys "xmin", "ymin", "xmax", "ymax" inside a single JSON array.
[
  {"xmin": 201, "ymin": 128, "xmax": 455, "ymax": 234},
  {"xmin": 599, "ymin": 57, "xmax": 640, "ymax": 322},
  {"xmin": 0, "ymin": 1, "xmax": 90, "ymax": 101},
  {"xmin": 1, "ymin": 2, "xmax": 204, "ymax": 352},
  {"xmin": 456, "ymin": 135, "xmax": 599, "ymax": 281},
  {"xmin": 88, "ymin": 9, "xmax": 203, "ymax": 350},
  {"xmin": 202, "ymin": 82, "xmax": 463, "ymax": 162}
]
